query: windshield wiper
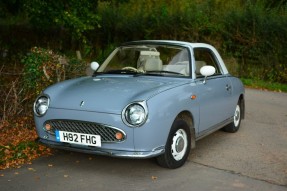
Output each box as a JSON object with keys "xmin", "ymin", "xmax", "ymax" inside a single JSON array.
[
  {"xmin": 94, "ymin": 69, "xmax": 145, "ymax": 77},
  {"xmin": 92, "ymin": 72, "xmax": 104, "ymax": 77},
  {"xmin": 133, "ymin": 72, "xmax": 164, "ymax": 77},
  {"xmin": 146, "ymin": 70, "xmax": 184, "ymax": 76},
  {"xmin": 104, "ymin": 70, "xmax": 139, "ymax": 74},
  {"xmin": 93, "ymin": 70, "xmax": 137, "ymax": 77}
]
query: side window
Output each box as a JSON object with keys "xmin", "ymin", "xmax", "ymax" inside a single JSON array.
[{"xmin": 194, "ymin": 48, "xmax": 222, "ymax": 77}]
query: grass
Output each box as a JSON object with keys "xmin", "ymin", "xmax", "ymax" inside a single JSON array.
[{"xmin": 241, "ymin": 78, "xmax": 287, "ymax": 93}]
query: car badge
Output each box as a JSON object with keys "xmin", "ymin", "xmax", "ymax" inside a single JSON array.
[{"xmin": 80, "ymin": 101, "xmax": 85, "ymax": 107}]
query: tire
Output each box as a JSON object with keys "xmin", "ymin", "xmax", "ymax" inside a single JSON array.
[
  {"xmin": 156, "ymin": 119, "xmax": 191, "ymax": 169},
  {"xmin": 223, "ymin": 101, "xmax": 242, "ymax": 133}
]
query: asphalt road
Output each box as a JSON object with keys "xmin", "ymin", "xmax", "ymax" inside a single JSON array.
[{"xmin": 1, "ymin": 88, "xmax": 287, "ymax": 191}]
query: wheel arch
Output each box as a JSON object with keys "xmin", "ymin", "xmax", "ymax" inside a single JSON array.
[
  {"xmin": 176, "ymin": 111, "xmax": 196, "ymax": 149},
  {"xmin": 239, "ymin": 94, "xmax": 245, "ymax": 119}
]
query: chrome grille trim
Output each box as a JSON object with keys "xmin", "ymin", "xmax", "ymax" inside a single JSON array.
[{"xmin": 44, "ymin": 120, "xmax": 126, "ymax": 143}]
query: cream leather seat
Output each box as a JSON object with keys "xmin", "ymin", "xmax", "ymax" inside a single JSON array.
[{"xmin": 144, "ymin": 57, "xmax": 163, "ymax": 71}]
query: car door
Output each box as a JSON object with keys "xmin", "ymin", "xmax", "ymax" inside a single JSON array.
[{"xmin": 193, "ymin": 48, "xmax": 234, "ymax": 134}]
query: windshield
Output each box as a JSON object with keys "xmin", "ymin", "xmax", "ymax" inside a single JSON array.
[{"xmin": 97, "ymin": 45, "xmax": 190, "ymax": 77}]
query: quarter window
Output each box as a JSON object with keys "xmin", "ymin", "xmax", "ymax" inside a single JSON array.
[{"xmin": 194, "ymin": 48, "xmax": 222, "ymax": 77}]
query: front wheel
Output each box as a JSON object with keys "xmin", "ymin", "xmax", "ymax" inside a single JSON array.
[
  {"xmin": 156, "ymin": 119, "xmax": 191, "ymax": 169},
  {"xmin": 223, "ymin": 101, "xmax": 242, "ymax": 133}
]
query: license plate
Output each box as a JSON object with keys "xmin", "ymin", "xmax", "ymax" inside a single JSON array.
[{"xmin": 55, "ymin": 130, "xmax": 101, "ymax": 147}]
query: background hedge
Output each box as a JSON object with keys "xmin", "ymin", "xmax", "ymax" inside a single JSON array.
[{"xmin": 0, "ymin": 0, "xmax": 287, "ymax": 83}]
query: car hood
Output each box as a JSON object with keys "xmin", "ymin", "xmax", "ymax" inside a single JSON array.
[{"xmin": 44, "ymin": 75, "xmax": 189, "ymax": 114}]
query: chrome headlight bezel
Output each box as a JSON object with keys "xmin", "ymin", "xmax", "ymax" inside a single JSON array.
[
  {"xmin": 122, "ymin": 101, "xmax": 148, "ymax": 127},
  {"xmin": 33, "ymin": 94, "xmax": 50, "ymax": 117}
]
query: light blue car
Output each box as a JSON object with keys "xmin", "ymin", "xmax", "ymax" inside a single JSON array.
[{"xmin": 34, "ymin": 40, "xmax": 245, "ymax": 168}]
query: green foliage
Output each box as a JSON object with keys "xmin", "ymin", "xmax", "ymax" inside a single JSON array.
[
  {"xmin": 1, "ymin": 0, "xmax": 287, "ymax": 84},
  {"xmin": 22, "ymin": 47, "xmax": 88, "ymax": 96},
  {"xmin": 22, "ymin": 47, "xmax": 66, "ymax": 95},
  {"xmin": 98, "ymin": 0, "xmax": 220, "ymax": 41},
  {"xmin": 23, "ymin": 0, "xmax": 100, "ymax": 44},
  {"xmin": 95, "ymin": 0, "xmax": 287, "ymax": 83},
  {"xmin": 221, "ymin": 1, "xmax": 287, "ymax": 83},
  {"xmin": 0, "ymin": 142, "xmax": 36, "ymax": 162},
  {"xmin": 241, "ymin": 78, "xmax": 287, "ymax": 92}
]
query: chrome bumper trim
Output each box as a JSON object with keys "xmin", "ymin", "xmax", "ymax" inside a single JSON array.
[{"xmin": 37, "ymin": 138, "xmax": 165, "ymax": 159}]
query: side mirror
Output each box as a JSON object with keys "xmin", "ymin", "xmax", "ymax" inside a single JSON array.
[
  {"xmin": 200, "ymin": 65, "xmax": 215, "ymax": 84},
  {"xmin": 200, "ymin": 65, "xmax": 215, "ymax": 76},
  {"xmin": 91, "ymin": 62, "xmax": 99, "ymax": 71}
]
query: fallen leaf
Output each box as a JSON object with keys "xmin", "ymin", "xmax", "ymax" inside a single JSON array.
[
  {"xmin": 14, "ymin": 172, "xmax": 19, "ymax": 175},
  {"xmin": 48, "ymin": 164, "xmax": 53, "ymax": 167},
  {"xmin": 64, "ymin": 175, "xmax": 69, "ymax": 178},
  {"xmin": 28, "ymin": 168, "xmax": 36, "ymax": 172},
  {"xmin": 34, "ymin": 176, "xmax": 40, "ymax": 181},
  {"xmin": 4, "ymin": 149, "xmax": 10, "ymax": 155},
  {"xmin": 0, "ymin": 174, "xmax": 4, "ymax": 177},
  {"xmin": 151, "ymin": 176, "xmax": 157, "ymax": 180},
  {"xmin": 0, "ymin": 116, "xmax": 53, "ymax": 170}
]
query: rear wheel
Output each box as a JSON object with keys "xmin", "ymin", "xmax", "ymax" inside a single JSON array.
[
  {"xmin": 156, "ymin": 119, "xmax": 191, "ymax": 169},
  {"xmin": 223, "ymin": 101, "xmax": 242, "ymax": 133}
]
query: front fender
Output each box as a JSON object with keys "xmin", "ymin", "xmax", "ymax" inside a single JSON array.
[{"xmin": 133, "ymin": 83, "xmax": 199, "ymax": 151}]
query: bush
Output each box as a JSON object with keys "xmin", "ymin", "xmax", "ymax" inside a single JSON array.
[
  {"xmin": 221, "ymin": 1, "xmax": 287, "ymax": 83},
  {"xmin": 22, "ymin": 47, "xmax": 66, "ymax": 95},
  {"xmin": 2, "ymin": 0, "xmax": 287, "ymax": 83},
  {"xmin": 22, "ymin": 47, "xmax": 88, "ymax": 98},
  {"xmin": 97, "ymin": 0, "xmax": 220, "ymax": 41}
]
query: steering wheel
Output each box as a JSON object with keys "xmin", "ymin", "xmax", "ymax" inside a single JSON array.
[{"xmin": 122, "ymin": 67, "xmax": 138, "ymax": 72}]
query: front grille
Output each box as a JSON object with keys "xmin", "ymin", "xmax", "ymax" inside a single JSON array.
[{"xmin": 44, "ymin": 120, "xmax": 126, "ymax": 142}]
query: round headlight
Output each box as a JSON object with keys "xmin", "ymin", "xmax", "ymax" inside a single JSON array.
[
  {"xmin": 34, "ymin": 95, "xmax": 50, "ymax": 116},
  {"xmin": 123, "ymin": 102, "xmax": 147, "ymax": 127}
]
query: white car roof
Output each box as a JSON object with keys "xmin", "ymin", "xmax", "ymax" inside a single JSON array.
[{"xmin": 123, "ymin": 40, "xmax": 229, "ymax": 75}]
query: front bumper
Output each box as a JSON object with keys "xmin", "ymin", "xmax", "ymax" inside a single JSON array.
[{"xmin": 37, "ymin": 138, "xmax": 165, "ymax": 159}]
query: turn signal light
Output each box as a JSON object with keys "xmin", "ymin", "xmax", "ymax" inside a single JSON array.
[
  {"xmin": 45, "ymin": 124, "xmax": 52, "ymax": 131},
  {"xmin": 115, "ymin": 132, "xmax": 124, "ymax": 140}
]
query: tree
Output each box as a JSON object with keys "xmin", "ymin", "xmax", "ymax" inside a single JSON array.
[{"xmin": 24, "ymin": 0, "xmax": 100, "ymax": 44}]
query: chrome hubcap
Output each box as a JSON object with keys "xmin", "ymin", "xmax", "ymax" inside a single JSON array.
[
  {"xmin": 171, "ymin": 129, "xmax": 188, "ymax": 161},
  {"xmin": 176, "ymin": 137, "xmax": 184, "ymax": 153}
]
